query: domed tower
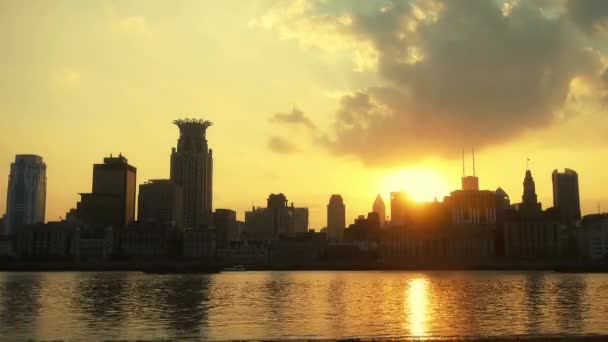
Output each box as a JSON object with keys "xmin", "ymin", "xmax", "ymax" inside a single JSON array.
[{"xmin": 170, "ymin": 118, "xmax": 213, "ymax": 228}]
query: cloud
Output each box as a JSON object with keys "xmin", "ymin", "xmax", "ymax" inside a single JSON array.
[
  {"xmin": 268, "ymin": 136, "xmax": 299, "ymax": 154},
  {"xmin": 567, "ymin": 0, "xmax": 608, "ymax": 34},
  {"xmin": 269, "ymin": 106, "xmax": 317, "ymax": 130},
  {"xmin": 257, "ymin": 0, "xmax": 608, "ymax": 166}
]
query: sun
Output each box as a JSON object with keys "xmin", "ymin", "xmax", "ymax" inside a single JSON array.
[{"xmin": 379, "ymin": 167, "xmax": 451, "ymax": 203}]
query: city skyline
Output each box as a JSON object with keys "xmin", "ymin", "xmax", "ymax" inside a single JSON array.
[
  {"xmin": 2, "ymin": 0, "xmax": 608, "ymax": 229},
  {"xmin": 0, "ymin": 136, "xmax": 596, "ymax": 231}
]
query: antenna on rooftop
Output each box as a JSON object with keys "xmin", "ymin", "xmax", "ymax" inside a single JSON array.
[
  {"xmin": 462, "ymin": 148, "xmax": 465, "ymax": 177},
  {"xmin": 472, "ymin": 148, "xmax": 476, "ymax": 177}
]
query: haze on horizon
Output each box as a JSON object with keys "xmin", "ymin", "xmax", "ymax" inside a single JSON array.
[{"xmin": 1, "ymin": 0, "xmax": 608, "ymax": 229}]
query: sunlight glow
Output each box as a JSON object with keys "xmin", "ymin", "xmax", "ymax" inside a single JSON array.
[
  {"xmin": 380, "ymin": 168, "xmax": 450, "ymax": 203},
  {"xmin": 406, "ymin": 278, "xmax": 429, "ymax": 337}
]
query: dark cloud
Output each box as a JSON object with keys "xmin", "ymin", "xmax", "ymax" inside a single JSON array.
[
  {"xmin": 269, "ymin": 106, "xmax": 317, "ymax": 131},
  {"xmin": 567, "ymin": 0, "xmax": 608, "ymax": 34},
  {"xmin": 261, "ymin": 0, "xmax": 608, "ymax": 166},
  {"xmin": 268, "ymin": 136, "xmax": 298, "ymax": 154}
]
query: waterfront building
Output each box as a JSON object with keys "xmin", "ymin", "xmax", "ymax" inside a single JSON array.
[
  {"xmin": 519, "ymin": 169, "xmax": 542, "ymax": 219},
  {"xmin": 373, "ymin": 194, "xmax": 386, "ymax": 227},
  {"xmin": 4, "ymin": 155, "xmax": 46, "ymax": 236},
  {"xmin": 117, "ymin": 222, "xmax": 181, "ymax": 259},
  {"xmin": 213, "ymin": 209, "xmax": 240, "ymax": 248},
  {"xmin": 380, "ymin": 224, "xmax": 495, "ymax": 261},
  {"xmin": 170, "ymin": 119, "xmax": 213, "ymax": 228},
  {"xmin": 244, "ymin": 193, "xmax": 308, "ymax": 239},
  {"xmin": 138, "ymin": 179, "xmax": 183, "ymax": 228},
  {"xmin": 579, "ymin": 214, "xmax": 608, "ymax": 260},
  {"xmin": 327, "ymin": 194, "xmax": 345, "ymax": 242},
  {"xmin": 344, "ymin": 212, "xmax": 381, "ymax": 242},
  {"xmin": 73, "ymin": 226, "xmax": 113, "ymax": 262},
  {"xmin": 0, "ymin": 236, "xmax": 12, "ymax": 258},
  {"xmin": 390, "ymin": 191, "xmax": 408, "ymax": 227},
  {"xmin": 244, "ymin": 206, "xmax": 268, "ymax": 238},
  {"xmin": 552, "ymin": 168, "xmax": 581, "ymax": 223},
  {"xmin": 443, "ymin": 190, "xmax": 497, "ymax": 225},
  {"xmin": 14, "ymin": 221, "xmax": 76, "ymax": 259},
  {"xmin": 270, "ymin": 232, "xmax": 328, "ymax": 267},
  {"xmin": 216, "ymin": 240, "xmax": 270, "ymax": 267},
  {"xmin": 183, "ymin": 228, "xmax": 216, "ymax": 260},
  {"xmin": 93, "ymin": 154, "xmax": 137, "ymax": 226},
  {"xmin": 293, "ymin": 207, "xmax": 309, "ymax": 234},
  {"xmin": 502, "ymin": 219, "xmax": 560, "ymax": 259},
  {"xmin": 267, "ymin": 193, "xmax": 292, "ymax": 237},
  {"xmin": 67, "ymin": 155, "xmax": 136, "ymax": 228}
]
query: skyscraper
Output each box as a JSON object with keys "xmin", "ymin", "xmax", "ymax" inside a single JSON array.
[
  {"xmin": 390, "ymin": 191, "xmax": 408, "ymax": 226},
  {"xmin": 519, "ymin": 169, "xmax": 542, "ymax": 219},
  {"xmin": 4, "ymin": 155, "xmax": 46, "ymax": 236},
  {"xmin": 67, "ymin": 154, "xmax": 136, "ymax": 228},
  {"xmin": 170, "ymin": 119, "xmax": 213, "ymax": 228},
  {"xmin": 327, "ymin": 194, "xmax": 345, "ymax": 242},
  {"xmin": 93, "ymin": 154, "xmax": 137, "ymax": 226},
  {"xmin": 552, "ymin": 168, "xmax": 581, "ymax": 222},
  {"xmin": 267, "ymin": 193, "xmax": 291, "ymax": 236},
  {"xmin": 138, "ymin": 179, "xmax": 183, "ymax": 228},
  {"xmin": 373, "ymin": 194, "xmax": 386, "ymax": 227}
]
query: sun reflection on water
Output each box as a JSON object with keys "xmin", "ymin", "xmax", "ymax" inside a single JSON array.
[{"xmin": 406, "ymin": 278, "xmax": 429, "ymax": 337}]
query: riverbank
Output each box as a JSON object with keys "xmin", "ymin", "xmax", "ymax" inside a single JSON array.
[
  {"xmin": 0, "ymin": 260, "xmax": 220, "ymax": 273},
  {"xmin": 1, "ymin": 260, "xmax": 608, "ymax": 273}
]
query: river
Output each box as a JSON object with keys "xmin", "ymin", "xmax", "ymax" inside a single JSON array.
[{"xmin": 0, "ymin": 271, "xmax": 607, "ymax": 340}]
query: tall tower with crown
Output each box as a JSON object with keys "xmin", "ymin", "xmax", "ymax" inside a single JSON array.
[{"xmin": 170, "ymin": 118, "xmax": 214, "ymax": 228}]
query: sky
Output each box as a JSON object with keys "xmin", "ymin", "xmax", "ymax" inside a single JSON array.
[{"xmin": 1, "ymin": 0, "xmax": 608, "ymax": 229}]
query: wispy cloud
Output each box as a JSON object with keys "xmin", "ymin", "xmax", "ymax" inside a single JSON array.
[{"xmin": 268, "ymin": 136, "xmax": 299, "ymax": 154}]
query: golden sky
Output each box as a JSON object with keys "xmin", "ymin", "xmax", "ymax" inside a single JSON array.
[{"xmin": 1, "ymin": 0, "xmax": 608, "ymax": 229}]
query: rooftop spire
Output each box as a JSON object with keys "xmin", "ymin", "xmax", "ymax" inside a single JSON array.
[{"xmin": 472, "ymin": 147, "xmax": 476, "ymax": 177}]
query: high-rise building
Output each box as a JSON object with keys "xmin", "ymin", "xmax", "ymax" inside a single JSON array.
[
  {"xmin": 293, "ymin": 207, "xmax": 309, "ymax": 234},
  {"xmin": 327, "ymin": 194, "xmax": 345, "ymax": 242},
  {"xmin": 67, "ymin": 155, "xmax": 136, "ymax": 228},
  {"xmin": 519, "ymin": 169, "xmax": 542, "ymax": 219},
  {"xmin": 373, "ymin": 194, "xmax": 386, "ymax": 227},
  {"xmin": 267, "ymin": 193, "xmax": 298, "ymax": 237},
  {"xmin": 244, "ymin": 193, "xmax": 307, "ymax": 239},
  {"xmin": 552, "ymin": 168, "xmax": 581, "ymax": 222},
  {"xmin": 92, "ymin": 154, "xmax": 137, "ymax": 226},
  {"xmin": 4, "ymin": 155, "xmax": 46, "ymax": 236},
  {"xmin": 138, "ymin": 179, "xmax": 183, "ymax": 228},
  {"xmin": 170, "ymin": 119, "xmax": 213, "ymax": 228},
  {"xmin": 213, "ymin": 209, "xmax": 239, "ymax": 248},
  {"xmin": 390, "ymin": 191, "xmax": 408, "ymax": 226}
]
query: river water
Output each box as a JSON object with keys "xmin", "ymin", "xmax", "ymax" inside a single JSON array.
[{"xmin": 0, "ymin": 271, "xmax": 607, "ymax": 340}]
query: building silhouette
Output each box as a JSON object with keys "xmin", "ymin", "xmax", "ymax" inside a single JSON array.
[
  {"xmin": 67, "ymin": 155, "xmax": 136, "ymax": 228},
  {"xmin": 519, "ymin": 169, "xmax": 542, "ymax": 219},
  {"xmin": 213, "ymin": 209, "xmax": 239, "ymax": 248},
  {"xmin": 138, "ymin": 179, "xmax": 183, "ymax": 228},
  {"xmin": 244, "ymin": 193, "xmax": 308, "ymax": 239},
  {"xmin": 267, "ymin": 193, "xmax": 291, "ymax": 236},
  {"xmin": 4, "ymin": 155, "xmax": 46, "ymax": 236},
  {"xmin": 390, "ymin": 191, "xmax": 408, "ymax": 227},
  {"xmin": 552, "ymin": 168, "xmax": 581, "ymax": 223},
  {"xmin": 440, "ymin": 150, "xmax": 498, "ymax": 225},
  {"xmin": 372, "ymin": 194, "xmax": 386, "ymax": 227},
  {"xmin": 93, "ymin": 154, "xmax": 137, "ymax": 226},
  {"xmin": 170, "ymin": 119, "xmax": 213, "ymax": 228},
  {"xmin": 327, "ymin": 194, "xmax": 345, "ymax": 242},
  {"xmin": 293, "ymin": 207, "xmax": 309, "ymax": 234}
]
